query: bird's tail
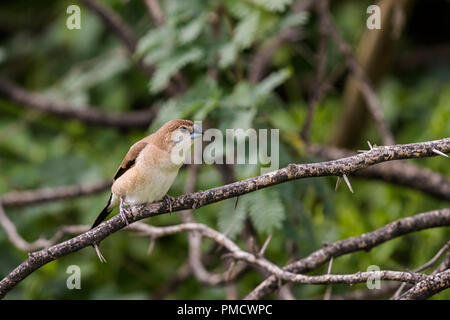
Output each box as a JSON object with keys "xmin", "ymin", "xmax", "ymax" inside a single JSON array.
[{"xmin": 91, "ymin": 194, "xmax": 113, "ymax": 229}]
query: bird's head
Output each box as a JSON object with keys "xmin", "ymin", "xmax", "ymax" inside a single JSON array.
[{"xmin": 153, "ymin": 119, "xmax": 203, "ymax": 165}]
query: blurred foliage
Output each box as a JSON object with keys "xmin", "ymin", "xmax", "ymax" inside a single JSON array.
[{"xmin": 0, "ymin": 0, "xmax": 449, "ymax": 299}]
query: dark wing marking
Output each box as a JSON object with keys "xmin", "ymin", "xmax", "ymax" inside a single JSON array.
[
  {"xmin": 91, "ymin": 193, "xmax": 113, "ymax": 229},
  {"xmin": 113, "ymin": 140, "xmax": 148, "ymax": 181}
]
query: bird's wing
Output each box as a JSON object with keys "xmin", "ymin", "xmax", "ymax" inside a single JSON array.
[{"xmin": 113, "ymin": 139, "xmax": 149, "ymax": 181}]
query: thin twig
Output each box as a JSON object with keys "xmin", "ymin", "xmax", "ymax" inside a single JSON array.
[
  {"xmin": 300, "ymin": 0, "xmax": 329, "ymax": 142},
  {"xmin": 392, "ymin": 241, "xmax": 450, "ymax": 299},
  {"xmin": 320, "ymin": 5, "xmax": 395, "ymax": 145},
  {"xmin": 323, "ymin": 256, "xmax": 333, "ymax": 300}
]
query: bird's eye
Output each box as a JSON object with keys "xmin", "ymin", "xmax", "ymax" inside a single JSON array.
[{"xmin": 180, "ymin": 126, "xmax": 188, "ymax": 131}]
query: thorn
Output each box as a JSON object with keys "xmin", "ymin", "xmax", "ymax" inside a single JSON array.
[
  {"xmin": 93, "ymin": 243, "xmax": 107, "ymax": 263},
  {"xmin": 147, "ymin": 238, "xmax": 155, "ymax": 255},
  {"xmin": 163, "ymin": 194, "xmax": 174, "ymax": 212},
  {"xmin": 226, "ymin": 261, "xmax": 237, "ymax": 281},
  {"xmin": 259, "ymin": 234, "xmax": 272, "ymax": 257},
  {"xmin": 367, "ymin": 141, "xmax": 373, "ymax": 150},
  {"xmin": 327, "ymin": 256, "xmax": 334, "ymax": 274},
  {"xmin": 342, "ymin": 174, "xmax": 354, "ymax": 193},
  {"xmin": 335, "ymin": 176, "xmax": 341, "ymax": 191},
  {"xmin": 234, "ymin": 196, "xmax": 240, "ymax": 210},
  {"xmin": 432, "ymin": 148, "xmax": 449, "ymax": 158},
  {"xmin": 323, "ymin": 257, "xmax": 334, "ymax": 300}
]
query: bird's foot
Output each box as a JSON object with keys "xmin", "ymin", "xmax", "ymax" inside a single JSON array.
[
  {"xmin": 93, "ymin": 243, "xmax": 107, "ymax": 263},
  {"xmin": 163, "ymin": 194, "xmax": 175, "ymax": 213},
  {"xmin": 120, "ymin": 197, "xmax": 130, "ymax": 226}
]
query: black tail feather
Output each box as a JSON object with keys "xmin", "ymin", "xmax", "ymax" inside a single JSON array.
[{"xmin": 91, "ymin": 194, "xmax": 113, "ymax": 229}]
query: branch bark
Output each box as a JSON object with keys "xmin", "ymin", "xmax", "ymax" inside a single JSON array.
[
  {"xmin": 396, "ymin": 269, "xmax": 450, "ymax": 300},
  {"xmin": 307, "ymin": 144, "xmax": 450, "ymax": 201},
  {"xmin": 0, "ymin": 181, "xmax": 111, "ymax": 208},
  {"xmin": 245, "ymin": 208, "xmax": 450, "ymax": 300},
  {"xmin": 0, "ymin": 138, "xmax": 448, "ymax": 298},
  {"xmin": 0, "ymin": 78, "xmax": 156, "ymax": 128}
]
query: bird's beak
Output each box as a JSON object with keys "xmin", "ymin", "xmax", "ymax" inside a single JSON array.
[{"xmin": 190, "ymin": 124, "xmax": 203, "ymax": 140}]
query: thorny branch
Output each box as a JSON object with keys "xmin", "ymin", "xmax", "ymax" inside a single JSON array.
[
  {"xmin": 2, "ymin": 203, "xmax": 449, "ymax": 299},
  {"xmin": 0, "ymin": 138, "xmax": 449, "ymax": 298},
  {"xmin": 1, "ymin": 205, "xmax": 449, "ymax": 299},
  {"xmin": 307, "ymin": 144, "xmax": 450, "ymax": 201},
  {"xmin": 178, "ymin": 165, "xmax": 233, "ymax": 285},
  {"xmin": 0, "ymin": 0, "xmax": 448, "ymax": 302},
  {"xmin": 245, "ymin": 208, "xmax": 450, "ymax": 300},
  {"xmin": 396, "ymin": 269, "xmax": 450, "ymax": 300}
]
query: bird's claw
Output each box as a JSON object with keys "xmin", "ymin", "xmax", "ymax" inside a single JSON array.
[
  {"xmin": 120, "ymin": 197, "xmax": 130, "ymax": 226},
  {"xmin": 163, "ymin": 194, "xmax": 174, "ymax": 213}
]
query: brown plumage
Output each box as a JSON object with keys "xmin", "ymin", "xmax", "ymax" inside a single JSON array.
[{"xmin": 91, "ymin": 119, "xmax": 201, "ymax": 245}]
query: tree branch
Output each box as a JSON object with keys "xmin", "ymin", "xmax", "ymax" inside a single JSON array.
[
  {"xmin": 131, "ymin": 223, "xmax": 434, "ymax": 287},
  {"xmin": 300, "ymin": 0, "xmax": 330, "ymax": 142},
  {"xmin": 78, "ymin": 0, "xmax": 138, "ymax": 52},
  {"xmin": 307, "ymin": 144, "xmax": 450, "ymax": 201},
  {"xmin": 0, "ymin": 204, "xmax": 88, "ymax": 252},
  {"xmin": 0, "ymin": 138, "xmax": 448, "ymax": 298},
  {"xmin": 245, "ymin": 208, "xmax": 450, "ymax": 300},
  {"xmin": 396, "ymin": 269, "xmax": 450, "ymax": 300},
  {"xmin": 178, "ymin": 165, "xmax": 233, "ymax": 285},
  {"xmin": 78, "ymin": 0, "xmax": 183, "ymax": 95},
  {"xmin": 0, "ymin": 78, "xmax": 156, "ymax": 128},
  {"xmin": 392, "ymin": 240, "xmax": 450, "ymax": 298},
  {"xmin": 143, "ymin": 0, "xmax": 165, "ymax": 27},
  {"xmin": 0, "ymin": 181, "xmax": 111, "ymax": 208},
  {"xmin": 248, "ymin": 0, "xmax": 312, "ymax": 83}
]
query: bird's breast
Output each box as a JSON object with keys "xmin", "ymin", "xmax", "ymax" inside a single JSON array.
[{"xmin": 112, "ymin": 165, "xmax": 179, "ymax": 206}]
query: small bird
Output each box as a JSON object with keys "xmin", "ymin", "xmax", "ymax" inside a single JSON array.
[{"xmin": 91, "ymin": 119, "xmax": 202, "ymax": 262}]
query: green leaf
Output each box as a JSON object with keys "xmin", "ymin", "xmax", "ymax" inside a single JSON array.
[
  {"xmin": 226, "ymin": 0, "xmax": 254, "ymax": 19},
  {"xmin": 218, "ymin": 43, "xmax": 237, "ymax": 69},
  {"xmin": 149, "ymin": 99, "xmax": 181, "ymax": 132},
  {"xmin": 136, "ymin": 28, "xmax": 172, "ymax": 58},
  {"xmin": 279, "ymin": 11, "xmax": 309, "ymax": 30},
  {"xmin": 234, "ymin": 12, "xmax": 260, "ymax": 49},
  {"xmin": 45, "ymin": 51, "xmax": 129, "ymax": 105},
  {"xmin": 255, "ymin": 69, "xmax": 291, "ymax": 98},
  {"xmin": 179, "ymin": 15, "xmax": 206, "ymax": 44},
  {"xmin": 193, "ymin": 96, "xmax": 220, "ymax": 120},
  {"xmin": 248, "ymin": 189, "xmax": 285, "ymax": 234},
  {"xmin": 228, "ymin": 108, "xmax": 257, "ymax": 130},
  {"xmin": 218, "ymin": 198, "xmax": 248, "ymax": 239},
  {"xmin": 223, "ymin": 82, "xmax": 255, "ymax": 109},
  {"xmin": 150, "ymin": 47, "xmax": 204, "ymax": 93},
  {"xmin": 247, "ymin": 0, "xmax": 293, "ymax": 12}
]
